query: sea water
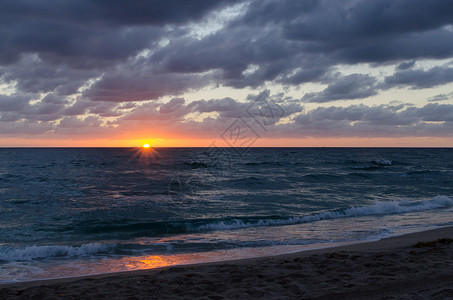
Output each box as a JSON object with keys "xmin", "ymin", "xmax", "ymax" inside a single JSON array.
[{"xmin": 0, "ymin": 147, "xmax": 452, "ymax": 282}]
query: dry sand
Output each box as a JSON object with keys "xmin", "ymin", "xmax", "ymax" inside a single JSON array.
[{"xmin": 1, "ymin": 226, "xmax": 453, "ymax": 299}]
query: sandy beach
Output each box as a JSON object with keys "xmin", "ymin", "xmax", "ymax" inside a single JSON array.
[{"xmin": 0, "ymin": 226, "xmax": 452, "ymax": 299}]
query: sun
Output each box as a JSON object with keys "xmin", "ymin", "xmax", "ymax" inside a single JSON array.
[{"xmin": 128, "ymin": 142, "xmax": 161, "ymax": 167}]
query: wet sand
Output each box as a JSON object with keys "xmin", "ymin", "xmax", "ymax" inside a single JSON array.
[{"xmin": 1, "ymin": 226, "xmax": 453, "ymax": 299}]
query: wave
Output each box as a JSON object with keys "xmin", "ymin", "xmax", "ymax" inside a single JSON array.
[
  {"xmin": 56, "ymin": 196, "xmax": 453, "ymax": 239},
  {"xmin": 0, "ymin": 243, "xmax": 115, "ymax": 262},
  {"xmin": 194, "ymin": 196, "xmax": 453, "ymax": 232},
  {"xmin": 371, "ymin": 159, "xmax": 392, "ymax": 166},
  {"xmin": 345, "ymin": 159, "xmax": 393, "ymax": 166},
  {"xmin": 2, "ymin": 196, "xmax": 451, "ymax": 262}
]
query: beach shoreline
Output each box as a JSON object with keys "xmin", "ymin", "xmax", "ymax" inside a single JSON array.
[{"xmin": 2, "ymin": 225, "xmax": 453, "ymax": 299}]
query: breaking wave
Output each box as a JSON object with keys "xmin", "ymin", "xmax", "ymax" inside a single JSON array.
[
  {"xmin": 194, "ymin": 196, "xmax": 453, "ymax": 232},
  {"xmin": 0, "ymin": 243, "xmax": 115, "ymax": 262}
]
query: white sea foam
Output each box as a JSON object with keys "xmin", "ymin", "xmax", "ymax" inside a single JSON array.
[
  {"xmin": 0, "ymin": 243, "xmax": 114, "ymax": 261},
  {"xmin": 195, "ymin": 196, "xmax": 453, "ymax": 232}
]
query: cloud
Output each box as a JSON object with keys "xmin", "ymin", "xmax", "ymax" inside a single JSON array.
[
  {"xmin": 385, "ymin": 66, "xmax": 453, "ymax": 89},
  {"xmin": 141, "ymin": 0, "xmax": 453, "ymax": 94},
  {"xmin": 1, "ymin": 91, "xmax": 452, "ymax": 140},
  {"xmin": 25, "ymin": 94, "xmax": 68, "ymax": 121},
  {"xmin": 289, "ymin": 103, "xmax": 453, "ymax": 138},
  {"xmin": 0, "ymin": 0, "xmax": 241, "ymax": 104},
  {"xmin": 282, "ymin": 0, "xmax": 453, "ymax": 63},
  {"xmin": 427, "ymin": 92, "xmax": 453, "ymax": 102},
  {"xmin": 416, "ymin": 103, "xmax": 453, "ymax": 122},
  {"xmin": 122, "ymin": 99, "xmax": 191, "ymax": 123},
  {"xmin": 396, "ymin": 61, "xmax": 416, "ymax": 70},
  {"xmin": 283, "ymin": 0, "xmax": 453, "ymax": 39},
  {"xmin": 0, "ymin": 0, "xmax": 239, "ymax": 64},
  {"xmin": 114, "ymin": 95, "xmax": 302, "ymax": 139},
  {"xmin": 2, "ymin": 0, "xmax": 453, "ymax": 102},
  {"xmin": 115, "ymin": 97, "xmax": 453, "ymax": 139},
  {"xmin": 0, "ymin": 93, "xmax": 70, "ymax": 123},
  {"xmin": 303, "ymin": 74, "xmax": 378, "ymax": 103},
  {"xmin": 0, "ymin": 94, "xmax": 31, "ymax": 112},
  {"xmin": 1, "ymin": 55, "xmax": 96, "ymax": 95},
  {"xmin": 122, "ymin": 95, "xmax": 301, "ymax": 122},
  {"xmin": 0, "ymin": 120, "xmax": 54, "ymax": 135},
  {"xmin": 83, "ymin": 64, "xmax": 208, "ymax": 102},
  {"xmin": 1, "ymin": 0, "xmax": 453, "ymax": 142}
]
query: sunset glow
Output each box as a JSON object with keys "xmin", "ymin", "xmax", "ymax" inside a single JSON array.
[
  {"xmin": 0, "ymin": 1, "xmax": 452, "ymax": 147},
  {"xmin": 2, "ymin": 1, "xmax": 453, "ymax": 294}
]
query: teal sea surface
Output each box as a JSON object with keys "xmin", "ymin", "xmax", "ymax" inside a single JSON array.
[{"xmin": 0, "ymin": 147, "xmax": 452, "ymax": 282}]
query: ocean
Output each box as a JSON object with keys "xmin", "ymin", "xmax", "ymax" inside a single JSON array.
[{"xmin": 0, "ymin": 147, "xmax": 452, "ymax": 283}]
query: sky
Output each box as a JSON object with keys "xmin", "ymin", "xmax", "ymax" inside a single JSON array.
[{"xmin": 0, "ymin": 0, "xmax": 453, "ymax": 147}]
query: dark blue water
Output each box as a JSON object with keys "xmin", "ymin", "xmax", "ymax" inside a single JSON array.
[{"xmin": 0, "ymin": 148, "xmax": 452, "ymax": 282}]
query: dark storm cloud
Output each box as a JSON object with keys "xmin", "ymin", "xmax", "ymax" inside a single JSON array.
[
  {"xmin": 0, "ymin": 94, "xmax": 31, "ymax": 112},
  {"xmin": 0, "ymin": 0, "xmax": 240, "ymax": 27},
  {"xmin": 1, "ymin": 0, "xmax": 453, "ymax": 138},
  {"xmin": 244, "ymin": 0, "xmax": 452, "ymax": 37},
  {"xmin": 385, "ymin": 66, "xmax": 453, "ymax": 89},
  {"xmin": 26, "ymin": 93, "xmax": 68, "ymax": 121},
  {"xmin": 0, "ymin": 0, "xmax": 239, "ymax": 65},
  {"xmin": 0, "ymin": 0, "xmax": 240, "ymax": 106},
  {"xmin": 151, "ymin": 0, "xmax": 453, "ymax": 92},
  {"xmin": 289, "ymin": 103, "xmax": 453, "ymax": 138},
  {"xmin": 154, "ymin": 25, "xmax": 298, "ymax": 86},
  {"xmin": 282, "ymin": 0, "xmax": 453, "ymax": 62},
  {"xmin": 63, "ymin": 99, "xmax": 93, "ymax": 116},
  {"xmin": 396, "ymin": 61, "xmax": 416, "ymax": 70},
  {"xmin": 0, "ymin": 15, "xmax": 161, "ymax": 68},
  {"xmin": 0, "ymin": 120, "xmax": 54, "ymax": 134},
  {"xmin": 428, "ymin": 93, "xmax": 453, "ymax": 102},
  {"xmin": 88, "ymin": 102, "xmax": 121, "ymax": 118},
  {"xmin": 3, "ymin": 0, "xmax": 453, "ymax": 102},
  {"xmin": 1, "ymin": 55, "xmax": 97, "ymax": 95},
  {"xmin": 303, "ymin": 74, "xmax": 379, "ymax": 103},
  {"xmin": 294, "ymin": 104, "xmax": 410, "ymax": 128},
  {"xmin": 416, "ymin": 103, "xmax": 453, "ymax": 122},
  {"xmin": 82, "ymin": 63, "xmax": 208, "ymax": 102},
  {"xmin": 279, "ymin": 66, "xmax": 330, "ymax": 85},
  {"xmin": 0, "ymin": 92, "xmax": 110, "ymax": 125},
  {"xmin": 0, "ymin": 93, "xmax": 69, "ymax": 123}
]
